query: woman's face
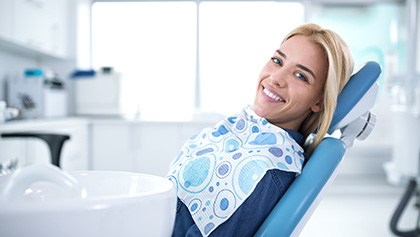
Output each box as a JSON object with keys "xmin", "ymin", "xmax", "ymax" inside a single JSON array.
[{"xmin": 253, "ymin": 35, "xmax": 328, "ymax": 131}]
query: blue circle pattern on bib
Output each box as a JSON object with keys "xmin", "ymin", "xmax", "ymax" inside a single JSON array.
[{"xmin": 167, "ymin": 106, "xmax": 304, "ymax": 236}]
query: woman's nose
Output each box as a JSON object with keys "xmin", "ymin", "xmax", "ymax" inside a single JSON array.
[{"xmin": 270, "ymin": 68, "xmax": 287, "ymax": 87}]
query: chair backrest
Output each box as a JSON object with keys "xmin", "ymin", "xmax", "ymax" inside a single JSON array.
[
  {"xmin": 254, "ymin": 61, "xmax": 382, "ymax": 237},
  {"xmin": 329, "ymin": 61, "xmax": 381, "ymax": 134}
]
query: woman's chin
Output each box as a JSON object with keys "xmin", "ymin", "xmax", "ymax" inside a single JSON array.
[{"xmin": 253, "ymin": 104, "xmax": 268, "ymax": 118}]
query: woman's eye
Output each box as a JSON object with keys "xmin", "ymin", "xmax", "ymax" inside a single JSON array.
[
  {"xmin": 295, "ymin": 72, "xmax": 308, "ymax": 82},
  {"xmin": 271, "ymin": 57, "xmax": 282, "ymax": 66}
]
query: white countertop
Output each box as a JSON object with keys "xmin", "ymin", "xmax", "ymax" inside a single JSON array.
[
  {"xmin": 0, "ymin": 116, "xmax": 217, "ymax": 132},
  {"xmin": 0, "ymin": 117, "xmax": 90, "ymax": 131}
]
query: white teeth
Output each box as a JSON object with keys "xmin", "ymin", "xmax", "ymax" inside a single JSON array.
[{"xmin": 263, "ymin": 88, "xmax": 282, "ymax": 102}]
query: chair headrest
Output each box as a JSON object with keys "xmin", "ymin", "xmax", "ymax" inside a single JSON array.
[{"xmin": 328, "ymin": 61, "xmax": 381, "ymax": 134}]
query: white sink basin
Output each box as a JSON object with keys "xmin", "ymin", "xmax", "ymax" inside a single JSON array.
[{"xmin": 0, "ymin": 164, "xmax": 176, "ymax": 237}]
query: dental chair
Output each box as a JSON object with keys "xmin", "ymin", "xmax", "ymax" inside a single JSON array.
[{"xmin": 255, "ymin": 61, "xmax": 381, "ymax": 237}]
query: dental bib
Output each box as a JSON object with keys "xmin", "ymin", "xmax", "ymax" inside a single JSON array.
[{"xmin": 167, "ymin": 106, "xmax": 304, "ymax": 236}]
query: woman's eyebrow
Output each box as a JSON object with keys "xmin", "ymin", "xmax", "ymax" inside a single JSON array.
[{"xmin": 276, "ymin": 49, "xmax": 286, "ymax": 58}]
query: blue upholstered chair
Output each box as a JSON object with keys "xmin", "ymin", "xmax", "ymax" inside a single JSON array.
[{"xmin": 255, "ymin": 61, "xmax": 382, "ymax": 237}]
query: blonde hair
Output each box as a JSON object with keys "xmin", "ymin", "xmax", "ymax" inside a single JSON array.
[{"xmin": 283, "ymin": 23, "xmax": 354, "ymax": 153}]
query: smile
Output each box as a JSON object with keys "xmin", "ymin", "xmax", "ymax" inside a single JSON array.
[{"xmin": 263, "ymin": 87, "xmax": 284, "ymax": 102}]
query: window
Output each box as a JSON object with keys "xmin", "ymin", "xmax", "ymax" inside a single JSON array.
[
  {"xmin": 199, "ymin": 2, "xmax": 304, "ymax": 115},
  {"xmin": 307, "ymin": 3, "xmax": 404, "ymax": 77},
  {"xmin": 91, "ymin": 1, "xmax": 304, "ymax": 120},
  {"xmin": 92, "ymin": 2, "xmax": 196, "ymax": 120}
]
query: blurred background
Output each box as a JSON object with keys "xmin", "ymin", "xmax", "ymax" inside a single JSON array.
[{"xmin": 0, "ymin": 0, "xmax": 419, "ymax": 236}]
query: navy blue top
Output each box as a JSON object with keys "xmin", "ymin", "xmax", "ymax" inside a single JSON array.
[{"xmin": 284, "ymin": 128, "xmax": 304, "ymax": 144}]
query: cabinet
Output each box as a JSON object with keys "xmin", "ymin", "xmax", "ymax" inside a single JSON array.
[
  {"xmin": 91, "ymin": 121, "xmax": 211, "ymax": 177},
  {"xmin": 0, "ymin": 0, "xmax": 69, "ymax": 59},
  {"xmin": 134, "ymin": 123, "xmax": 180, "ymax": 176},
  {"xmin": 0, "ymin": 118, "xmax": 213, "ymax": 176},
  {"xmin": 91, "ymin": 123, "xmax": 140, "ymax": 172},
  {"xmin": 0, "ymin": 0, "xmax": 13, "ymax": 40},
  {"xmin": 13, "ymin": 0, "xmax": 69, "ymax": 58}
]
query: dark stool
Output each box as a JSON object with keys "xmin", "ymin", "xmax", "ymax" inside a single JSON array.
[{"xmin": 1, "ymin": 133, "xmax": 70, "ymax": 168}]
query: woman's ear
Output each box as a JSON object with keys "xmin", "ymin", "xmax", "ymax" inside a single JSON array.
[{"xmin": 311, "ymin": 99, "xmax": 323, "ymax": 113}]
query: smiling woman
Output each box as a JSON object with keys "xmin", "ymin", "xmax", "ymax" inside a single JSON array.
[
  {"xmin": 168, "ymin": 22, "xmax": 354, "ymax": 237},
  {"xmin": 253, "ymin": 35, "xmax": 328, "ymax": 132},
  {"xmin": 91, "ymin": 1, "xmax": 304, "ymax": 120}
]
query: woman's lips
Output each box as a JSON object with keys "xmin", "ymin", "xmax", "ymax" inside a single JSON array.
[{"xmin": 262, "ymin": 86, "xmax": 285, "ymax": 102}]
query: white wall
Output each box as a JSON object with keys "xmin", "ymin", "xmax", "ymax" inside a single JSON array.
[{"xmin": 0, "ymin": 51, "xmax": 39, "ymax": 101}]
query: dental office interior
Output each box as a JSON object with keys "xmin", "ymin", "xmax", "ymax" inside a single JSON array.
[{"xmin": 0, "ymin": 0, "xmax": 419, "ymax": 236}]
